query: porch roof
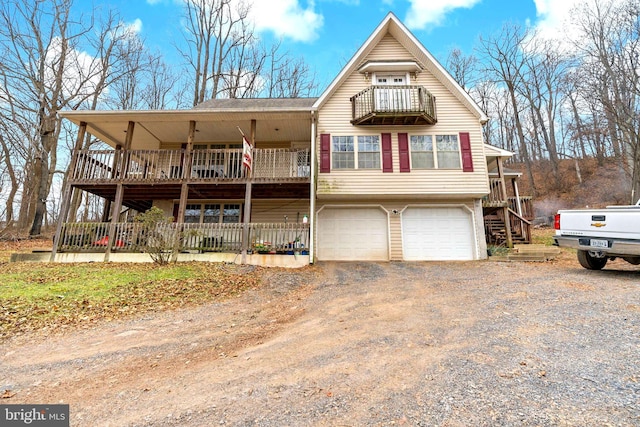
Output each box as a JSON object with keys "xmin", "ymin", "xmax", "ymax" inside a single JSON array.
[
  {"xmin": 59, "ymin": 102, "xmax": 315, "ymax": 150},
  {"xmin": 484, "ymin": 144, "xmax": 514, "ymax": 158}
]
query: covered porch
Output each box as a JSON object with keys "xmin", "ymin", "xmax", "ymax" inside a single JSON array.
[{"xmin": 53, "ymin": 100, "xmax": 317, "ymax": 266}]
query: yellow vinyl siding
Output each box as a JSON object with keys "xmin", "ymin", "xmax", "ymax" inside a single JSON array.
[
  {"xmin": 151, "ymin": 199, "xmax": 309, "ymax": 224},
  {"xmin": 316, "ymin": 33, "xmax": 488, "ymax": 198},
  {"xmin": 251, "ymin": 199, "xmax": 310, "ymax": 223}
]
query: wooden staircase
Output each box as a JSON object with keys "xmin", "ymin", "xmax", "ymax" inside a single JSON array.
[{"xmin": 485, "ymin": 214, "xmax": 528, "ymax": 245}]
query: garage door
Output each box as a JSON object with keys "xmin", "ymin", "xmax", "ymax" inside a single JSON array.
[
  {"xmin": 317, "ymin": 207, "xmax": 389, "ymax": 261},
  {"xmin": 402, "ymin": 207, "xmax": 475, "ymax": 260}
]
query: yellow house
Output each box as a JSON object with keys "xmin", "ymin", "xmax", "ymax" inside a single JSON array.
[{"xmin": 52, "ymin": 12, "xmax": 529, "ymax": 265}]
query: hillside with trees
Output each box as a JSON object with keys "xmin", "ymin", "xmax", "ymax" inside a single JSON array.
[
  {"xmin": 0, "ymin": 0, "xmax": 639, "ymax": 237},
  {"xmin": 449, "ymin": 0, "xmax": 640, "ymax": 215}
]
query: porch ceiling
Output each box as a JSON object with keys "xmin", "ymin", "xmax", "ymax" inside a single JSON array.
[
  {"xmin": 74, "ymin": 183, "xmax": 311, "ymax": 207},
  {"xmin": 60, "ymin": 109, "xmax": 314, "ymax": 150}
]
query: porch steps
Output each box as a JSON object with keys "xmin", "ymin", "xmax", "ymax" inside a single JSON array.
[
  {"xmin": 490, "ymin": 244, "xmax": 561, "ymax": 262},
  {"xmin": 485, "ymin": 217, "xmax": 528, "ymax": 245}
]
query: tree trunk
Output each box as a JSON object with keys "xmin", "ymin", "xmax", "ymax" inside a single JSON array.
[{"xmin": 29, "ymin": 149, "xmax": 49, "ymax": 236}]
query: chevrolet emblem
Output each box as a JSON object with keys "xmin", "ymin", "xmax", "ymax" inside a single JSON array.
[{"xmin": 590, "ymin": 222, "xmax": 606, "ymax": 228}]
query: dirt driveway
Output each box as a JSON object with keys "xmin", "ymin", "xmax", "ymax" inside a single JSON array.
[{"xmin": 2, "ymin": 258, "xmax": 639, "ymax": 426}]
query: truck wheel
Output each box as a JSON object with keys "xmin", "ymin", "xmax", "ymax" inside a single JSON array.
[{"xmin": 577, "ymin": 250, "xmax": 607, "ymax": 270}]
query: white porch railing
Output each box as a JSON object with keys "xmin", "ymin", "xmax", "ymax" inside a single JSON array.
[
  {"xmin": 56, "ymin": 221, "xmax": 310, "ymax": 254},
  {"xmin": 71, "ymin": 148, "xmax": 311, "ymax": 182}
]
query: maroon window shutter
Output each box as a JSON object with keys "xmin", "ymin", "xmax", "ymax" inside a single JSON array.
[
  {"xmin": 398, "ymin": 133, "xmax": 410, "ymax": 172},
  {"xmin": 320, "ymin": 134, "xmax": 330, "ymax": 173},
  {"xmin": 381, "ymin": 133, "xmax": 393, "ymax": 172},
  {"xmin": 460, "ymin": 132, "xmax": 473, "ymax": 172}
]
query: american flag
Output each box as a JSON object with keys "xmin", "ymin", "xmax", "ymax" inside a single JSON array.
[{"xmin": 242, "ymin": 136, "xmax": 252, "ymax": 171}]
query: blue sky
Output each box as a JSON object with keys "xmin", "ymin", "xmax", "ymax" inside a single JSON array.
[{"xmin": 87, "ymin": 0, "xmax": 575, "ymax": 90}]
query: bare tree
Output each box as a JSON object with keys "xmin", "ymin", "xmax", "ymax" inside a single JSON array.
[
  {"xmin": 570, "ymin": 0, "xmax": 640, "ymax": 202},
  {"xmin": 181, "ymin": 0, "xmax": 258, "ymax": 104},
  {"xmin": 478, "ymin": 23, "xmax": 537, "ymax": 195},
  {"xmin": 517, "ymin": 36, "xmax": 574, "ymax": 188},
  {"xmin": 0, "ymin": 0, "xmax": 163, "ymax": 235},
  {"xmin": 446, "ymin": 48, "xmax": 478, "ymax": 93},
  {"xmin": 263, "ymin": 41, "xmax": 318, "ymax": 98},
  {"xmin": 140, "ymin": 54, "xmax": 189, "ymax": 109}
]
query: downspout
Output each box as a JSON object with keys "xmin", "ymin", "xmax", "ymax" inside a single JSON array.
[{"xmin": 309, "ymin": 110, "xmax": 316, "ymax": 263}]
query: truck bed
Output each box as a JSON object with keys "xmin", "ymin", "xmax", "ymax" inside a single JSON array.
[{"xmin": 555, "ymin": 206, "xmax": 640, "ymax": 241}]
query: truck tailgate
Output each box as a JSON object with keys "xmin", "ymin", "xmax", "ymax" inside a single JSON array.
[{"xmin": 557, "ymin": 207, "xmax": 640, "ymax": 240}]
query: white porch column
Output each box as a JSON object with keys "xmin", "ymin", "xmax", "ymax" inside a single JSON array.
[{"xmin": 309, "ymin": 111, "xmax": 316, "ymax": 263}]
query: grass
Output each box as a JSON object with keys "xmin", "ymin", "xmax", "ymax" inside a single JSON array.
[
  {"xmin": 0, "ymin": 260, "xmax": 262, "ymax": 341},
  {"xmin": 531, "ymin": 227, "xmax": 556, "ymax": 246},
  {"xmin": 1, "ymin": 229, "xmax": 558, "ymax": 342}
]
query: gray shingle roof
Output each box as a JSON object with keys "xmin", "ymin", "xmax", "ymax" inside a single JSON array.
[{"xmin": 194, "ymin": 98, "xmax": 317, "ymax": 110}]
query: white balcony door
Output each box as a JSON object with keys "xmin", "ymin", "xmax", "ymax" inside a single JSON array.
[{"xmin": 375, "ymin": 74, "xmax": 410, "ymax": 111}]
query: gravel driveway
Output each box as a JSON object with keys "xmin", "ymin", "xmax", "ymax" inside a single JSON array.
[{"xmin": 2, "ymin": 256, "xmax": 639, "ymax": 426}]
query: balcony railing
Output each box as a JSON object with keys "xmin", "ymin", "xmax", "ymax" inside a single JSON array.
[
  {"xmin": 350, "ymin": 85, "xmax": 437, "ymax": 126},
  {"xmin": 56, "ymin": 221, "xmax": 310, "ymax": 254},
  {"xmin": 70, "ymin": 148, "xmax": 311, "ymax": 184}
]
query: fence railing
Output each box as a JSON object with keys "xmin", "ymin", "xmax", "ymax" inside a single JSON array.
[
  {"xmin": 508, "ymin": 196, "xmax": 534, "ymax": 220},
  {"xmin": 350, "ymin": 85, "xmax": 436, "ymax": 123},
  {"xmin": 56, "ymin": 221, "xmax": 310, "ymax": 254},
  {"xmin": 484, "ymin": 178, "xmax": 506, "ymax": 206},
  {"xmin": 71, "ymin": 148, "xmax": 311, "ymax": 183}
]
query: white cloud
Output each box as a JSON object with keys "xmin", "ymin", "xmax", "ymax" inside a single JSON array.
[
  {"xmin": 126, "ymin": 18, "xmax": 143, "ymax": 34},
  {"xmin": 45, "ymin": 37, "xmax": 104, "ymax": 100},
  {"xmin": 532, "ymin": 0, "xmax": 583, "ymax": 40},
  {"xmin": 250, "ymin": 0, "xmax": 323, "ymax": 42},
  {"xmin": 404, "ymin": 0, "xmax": 481, "ymax": 29},
  {"xmin": 532, "ymin": 0, "xmax": 628, "ymax": 42}
]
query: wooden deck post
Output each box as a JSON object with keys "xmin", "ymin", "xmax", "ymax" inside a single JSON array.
[
  {"xmin": 101, "ymin": 144, "xmax": 122, "ymax": 221},
  {"xmin": 172, "ymin": 121, "xmax": 196, "ymax": 261},
  {"xmin": 512, "ymin": 177, "xmax": 523, "ymax": 217},
  {"xmin": 50, "ymin": 122, "xmax": 87, "ymax": 261},
  {"xmin": 175, "ymin": 121, "xmax": 196, "ymax": 223},
  {"xmin": 105, "ymin": 121, "xmax": 134, "ymax": 261},
  {"xmin": 496, "ymin": 157, "xmax": 513, "ymax": 248},
  {"xmin": 241, "ymin": 119, "xmax": 256, "ymax": 264}
]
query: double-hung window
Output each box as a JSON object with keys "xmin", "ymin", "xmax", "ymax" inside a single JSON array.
[
  {"xmin": 182, "ymin": 203, "xmax": 241, "ymax": 223},
  {"xmin": 332, "ymin": 135, "xmax": 380, "ymax": 169},
  {"xmin": 410, "ymin": 134, "xmax": 461, "ymax": 169},
  {"xmin": 185, "ymin": 204, "xmax": 202, "ymax": 223},
  {"xmin": 332, "ymin": 136, "xmax": 354, "ymax": 169},
  {"xmin": 357, "ymin": 135, "xmax": 380, "ymax": 169},
  {"xmin": 410, "ymin": 135, "xmax": 434, "ymax": 169},
  {"xmin": 436, "ymin": 135, "xmax": 461, "ymax": 169}
]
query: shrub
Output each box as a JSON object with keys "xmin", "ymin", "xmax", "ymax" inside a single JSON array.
[{"xmin": 134, "ymin": 207, "xmax": 175, "ymax": 265}]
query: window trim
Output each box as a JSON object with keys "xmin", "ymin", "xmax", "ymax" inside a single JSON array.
[
  {"xmin": 409, "ymin": 133, "xmax": 463, "ymax": 170},
  {"xmin": 179, "ymin": 202, "xmax": 243, "ymax": 224},
  {"xmin": 330, "ymin": 134, "xmax": 382, "ymax": 170}
]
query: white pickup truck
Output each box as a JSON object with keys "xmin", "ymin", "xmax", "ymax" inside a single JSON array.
[{"xmin": 553, "ymin": 199, "xmax": 640, "ymax": 269}]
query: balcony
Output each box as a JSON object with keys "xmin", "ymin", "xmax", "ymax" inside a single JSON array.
[
  {"xmin": 70, "ymin": 148, "xmax": 311, "ymax": 185},
  {"xmin": 350, "ymin": 85, "xmax": 437, "ymax": 126}
]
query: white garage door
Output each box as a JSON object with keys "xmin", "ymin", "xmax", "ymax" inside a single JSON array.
[
  {"xmin": 402, "ymin": 207, "xmax": 475, "ymax": 260},
  {"xmin": 317, "ymin": 207, "xmax": 389, "ymax": 261}
]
